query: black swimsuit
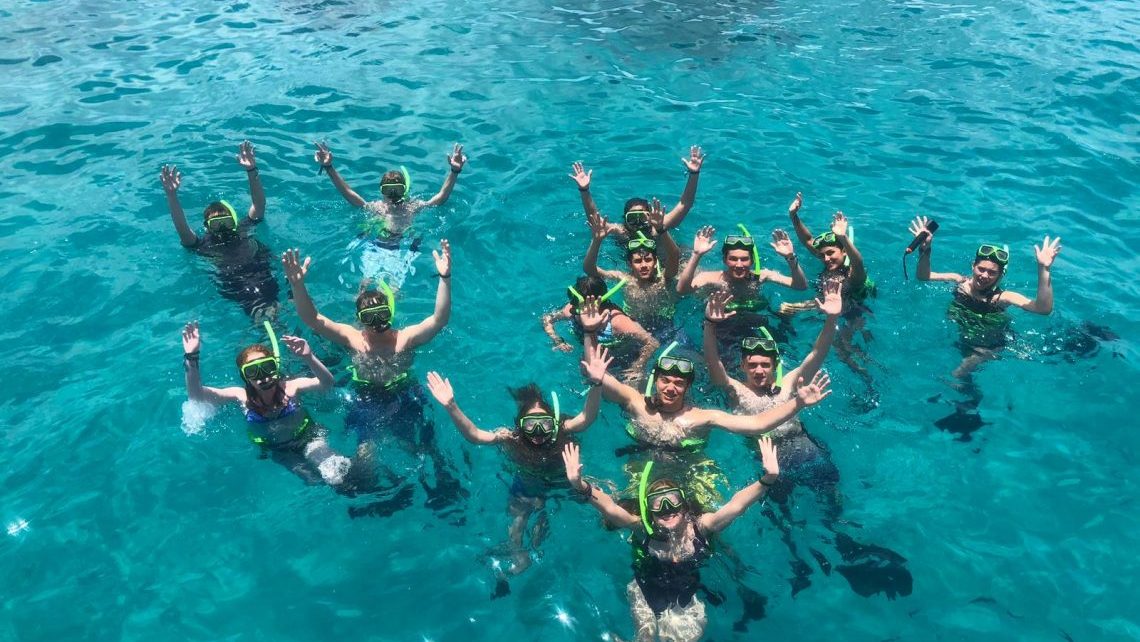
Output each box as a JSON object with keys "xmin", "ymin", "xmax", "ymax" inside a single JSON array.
[{"xmin": 631, "ymin": 520, "xmax": 711, "ymax": 614}]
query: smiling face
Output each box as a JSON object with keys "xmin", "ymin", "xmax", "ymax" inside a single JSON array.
[
  {"xmin": 239, "ymin": 348, "xmax": 279, "ymax": 391},
  {"xmin": 971, "ymin": 259, "xmax": 1004, "ymax": 291},
  {"xmin": 518, "ymin": 401, "xmax": 557, "ymax": 446},
  {"xmin": 723, "ymin": 249, "xmax": 753, "ymax": 280},
  {"xmin": 741, "ymin": 353, "xmax": 778, "ymax": 391},
  {"xmin": 653, "ymin": 373, "xmax": 690, "ymax": 408},
  {"xmin": 820, "ymin": 245, "xmax": 847, "ymax": 271},
  {"xmin": 629, "ymin": 250, "xmax": 658, "ymax": 281}
]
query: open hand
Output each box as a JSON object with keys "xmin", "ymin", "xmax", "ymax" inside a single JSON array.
[
  {"xmin": 770, "ymin": 229, "xmax": 795, "ymax": 258},
  {"xmin": 682, "ymin": 145, "xmax": 705, "ymax": 173},
  {"xmin": 576, "ymin": 296, "xmax": 613, "ymax": 334},
  {"xmin": 587, "ymin": 212, "xmax": 609, "ymax": 241},
  {"xmin": 788, "ymin": 192, "xmax": 803, "ymax": 217},
  {"xmin": 757, "ymin": 436, "xmax": 779, "ymax": 477},
  {"xmin": 647, "ymin": 197, "xmax": 666, "ymax": 235},
  {"xmin": 814, "ymin": 280, "xmax": 843, "ymax": 317},
  {"xmin": 908, "ymin": 215, "xmax": 934, "ymax": 250},
  {"xmin": 1034, "ymin": 235, "xmax": 1061, "ymax": 268},
  {"xmin": 282, "ymin": 249, "xmax": 312, "ymax": 286},
  {"xmin": 236, "ymin": 140, "xmax": 257, "ymax": 171},
  {"xmin": 693, "ymin": 226, "xmax": 717, "ymax": 255},
  {"xmin": 580, "ymin": 342, "xmax": 614, "ymax": 385},
  {"xmin": 569, "ymin": 161, "xmax": 592, "ymax": 190},
  {"xmin": 447, "ymin": 143, "xmax": 467, "ymax": 173},
  {"xmin": 426, "ymin": 371, "xmax": 456, "ymax": 408},
  {"xmin": 433, "ymin": 239, "xmax": 452, "ymax": 277},
  {"xmin": 562, "ymin": 442, "xmax": 585, "ymax": 488},
  {"xmin": 795, "ymin": 371, "xmax": 832, "ymax": 407},
  {"xmin": 160, "ymin": 165, "xmax": 182, "ymax": 194},
  {"xmin": 705, "ymin": 290, "xmax": 736, "ymax": 323},
  {"xmin": 831, "ymin": 212, "xmax": 849, "ymax": 237},
  {"xmin": 181, "ymin": 320, "xmax": 200, "ymax": 353}
]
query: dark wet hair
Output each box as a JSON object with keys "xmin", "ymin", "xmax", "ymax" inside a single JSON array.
[
  {"xmin": 568, "ymin": 275, "xmax": 622, "ymax": 312},
  {"xmin": 509, "ymin": 383, "xmax": 552, "ymax": 425},
  {"xmin": 624, "ymin": 197, "xmax": 650, "ymax": 214},
  {"xmin": 356, "ymin": 289, "xmax": 387, "ymax": 310},
  {"xmin": 721, "ymin": 243, "xmax": 754, "ymax": 261},
  {"xmin": 381, "ymin": 170, "xmax": 405, "ymax": 186},
  {"xmin": 203, "ymin": 201, "xmax": 230, "ymax": 222}
]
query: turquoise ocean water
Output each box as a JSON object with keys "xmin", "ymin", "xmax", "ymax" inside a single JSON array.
[{"xmin": 2, "ymin": 1, "xmax": 1139, "ymax": 640}]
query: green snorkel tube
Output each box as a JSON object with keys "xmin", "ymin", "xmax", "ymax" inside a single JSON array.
[
  {"xmin": 378, "ymin": 279, "xmax": 397, "ymax": 319},
  {"xmin": 263, "ymin": 320, "xmax": 281, "ymax": 366},
  {"xmin": 400, "ymin": 165, "xmax": 412, "ymax": 196},
  {"xmin": 643, "ymin": 340, "xmax": 680, "ymax": 396},
  {"xmin": 736, "ymin": 223, "xmax": 763, "ymax": 276},
  {"xmin": 567, "ymin": 277, "xmax": 628, "ymax": 309},
  {"xmin": 551, "ymin": 391, "xmax": 561, "ymax": 439},
  {"xmin": 638, "ymin": 460, "xmax": 656, "ymax": 535}
]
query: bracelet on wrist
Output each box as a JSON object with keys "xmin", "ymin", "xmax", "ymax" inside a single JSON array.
[
  {"xmin": 245, "ymin": 167, "xmax": 259, "ymax": 174},
  {"xmin": 587, "ymin": 375, "xmax": 604, "ymax": 387},
  {"xmin": 450, "ymin": 168, "xmax": 461, "ymax": 175},
  {"xmin": 436, "ymin": 272, "xmax": 451, "ymax": 279},
  {"xmin": 576, "ymin": 481, "xmax": 593, "ymax": 498},
  {"xmin": 184, "ymin": 352, "xmax": 200, "ymax": 359},
  {"xmin": 703, "ymin": 316, "xmax": 719, "ymax": 324},
  {"xmin": 759, "ymin": 473, "xmax": 779, "ymax": 487}
]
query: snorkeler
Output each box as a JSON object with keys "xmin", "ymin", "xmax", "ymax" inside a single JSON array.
[
  {"xmin": 161, "ymin": 141, "xmax": 279, "ymax": 321},
  {"xmin": 569, "ymin": 146, "xmax": 705, "ymax": 239},
  {"xmin": 562, "ymin": 437, "xmax": 781, "ymax": 642},
  {"xmin": 676, "ymin": 224, "xmax": 807, "ymax": 353},
  {"xmin": 910, "ymin": 217, "xmax": 1061, "ymax": 431},
  {"xmin": 785, "ymin": 194, "xmax": 877, "ymax": 404},
  {"xmin": 181, "ymin": 320, "xmax": 363, "ymax": 490},
  {"xmin": 584, "ymin": 199, "xmax": 680, "ymax": 337},
  {"xmin": 425, "ymin": 343, "xmax": 611, "ymax": 586},
  {"xmin": 703, "ymin": 286, "xmax": 913, "ymax": 598},
  {"xmin": 314, "ymin": 141, "xmax": 465, "ymax": 287},
  {"xmin": 542, "ymin": 275, "xmax": 660, "ymax": 384},
  {"xmin": 282, "ymin": 242, "xmax": 465, "ymax": 513}
]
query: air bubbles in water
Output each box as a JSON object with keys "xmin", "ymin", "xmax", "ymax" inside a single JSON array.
[{"xmin": 181, "ymin": 399, "xmax": 217, "ymax": 435}]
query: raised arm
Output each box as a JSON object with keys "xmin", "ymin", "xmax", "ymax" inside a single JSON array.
[
  {"xmin": 1001, "ymin": 236, "xmax": 1061, "ymax": 315},
  {"xmin": 570, "ymin": 161, "xmax": 601, "ymax": 220},
  {"xmin": 563, "ymin": 442, "xmax": 642, "ymax": 529},
  {"xmin": 281, "ymin": 335, "xmax": 335, "ymax": 393},
  {"xmin": 702, "ymin": 291, "xmax": 737, "ymax": 390},
  {"xmin": 281, "ymin": 249, "xmax": 360, "ymax": 349},
  {"xmin": 181, "ymin": 321, "xmax": 244, "ymax": 405},
  {"xmin": 699, "ymin": 437, "xmax": 779, "ymax": 534},
  {"xmin": 424, "ymin": 144, "xmax": 466, "ymax": 207},
  {"xmin": 661, "ymin": 146, "xmax": 704, "ymax": 230},
  {"xmin": 787, "ymin": 192, "xmax": 821, "ymax": 258},
  {"xmin": 578, "ymin": 301, "xmax": 644, "ymax": 410},
  {"xmin": 910, "ymin": 216, "xmax": 964, "ymax": 282},
  {"xmin": 676, "ymin": 226, "xmax": 717, "ymax": 294},
  {"xmin": 784, "ymin": 281, "xmax": 841, "ymax": 385},
  {"xmin": 313, "ymin": 141, "xmax": 367, "ymax": 208},
  {"xmin": 762, "ymin": 229, "xmax": 808, "ymax": 290},
  {"xmin": 562, "ymin": 343, "xmax": 613, "ymax": 433},
  {"xmin": 403, "ymin": 240, "xmax": 453, "ymax": 349},
  {"xmin": 647, "ymin": 198, "xmax": 681, "ymax": 279},
  {"xmin": 426, "ymin": 371, "xmax": 505, "ymax": 445},
  {"xmin": 584, "ymin": 212, "xmax": 624, "ymax": 280},
  {"xmin": 161, "ymin": 165, "xmax": 198, "ymax": 247},
  {"xmin": 236, "ymin": 140, "xmax": 265, "ymax": 221},
  {"xmin": 702, "ymin": 371, "xmax": 831, "ymax": 436},
  {"xmin": 831, "ymin": 212, "xmax": 866, "ymax": 284}
]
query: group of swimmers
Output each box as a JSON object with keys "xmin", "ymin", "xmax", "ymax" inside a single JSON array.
[{"xmin": 167, "ymin": 140, "xmax": 1060, "ymax": 641}]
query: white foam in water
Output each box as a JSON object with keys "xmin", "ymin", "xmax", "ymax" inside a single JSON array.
[
  {"xmin": 317, "ymin": 454, "xmax": 351, "ymax": 485},
  {"xmin": 181, "ymin": 399, "xmax": 217, "ymax": 435},
  {"xmin": 6, "ymin": 518, "xmax": 29, "ymax": 537}
]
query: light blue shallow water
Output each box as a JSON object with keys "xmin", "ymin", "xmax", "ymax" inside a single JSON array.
[{"xmin": 2, "ymin": 1, "xmax": 1139, "ymax": 640}]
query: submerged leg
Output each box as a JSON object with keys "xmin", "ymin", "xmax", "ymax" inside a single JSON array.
[{"xmin": 626, "ymin": 581, "xmax": 660, "ymax": 642}]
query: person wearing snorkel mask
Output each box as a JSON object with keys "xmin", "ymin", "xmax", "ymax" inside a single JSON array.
[
  {"xmin": 784, "ymin": 194, "xmax": 878, "ymax": 406},
  {"xmin": 180, "ymin": 320, "xmax": 370, "ymax": 491},
  {"xmin": 569, "ymin": 146, "xmax": 705, "ymax": 240},
  {"xmin": 561, "ymin": 437, "xmax": 780, "ymax": 642},
  {"xmin": 676, "ymin": 223, "xmax": 807, "ymax": 356},
  {"xmin": 583, "ymin": 201, "xmax": 681, "ymax": 338},
  {"xmin": 424, "ymin": 343, "xmax": 610, "ymax": 590},
  {"xmin": 541, "ymin": 275, "xmax": 660, "ymax": 384},
  {"xmin": 703, "ymin": 287, "xmax": 913, "ymax": 599},
  {"xmin": 313, "ymin": 141, "xmax": 465, "ymax": 240},
  {"xmin": 282, "ymin": 242, "xmax": 466, "ymax": 514},
  {"xmin": 161, "ymin": 141, "xmax": 280, "ymax": 321},
  {"xmin": 910, "ymin": 216, "xmax": 1061, "ymax": 383}
]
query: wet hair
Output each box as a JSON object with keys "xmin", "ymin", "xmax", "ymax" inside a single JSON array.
[
  {"xmin": 721, "ymin": 244, "xmax": 754, "ymax": 261},
  {"xmin": 646, "ymin": 478, "xmax": 690, "ymax": 515},
  {"xmin": 381, "ymin": 170, "xmax": 405, "ymax": 186},
  {"xmin": 569, "ymin": 275, "xmax": 622, "ymax": 312},
  {"xmin": 236, "ymin": 344, "xmax": 272, "ymax": 369},
  {"xmin": 203, "ymin": 201, "xmax": 231, "ymax": 223},
  {"xmin": 973, "ymin": 256, "xmax": 1006, "ymax": 274},
  {"xmin": 356, "ymin": 289, "xmax": 387, "ymax": 310},
  {"xmin": 508, "ymin": 383, "xmax": 553, "ymax": 425},
  {"xmin": 623, "ymin": 197, "xmax": 650, "ymax": 214}
]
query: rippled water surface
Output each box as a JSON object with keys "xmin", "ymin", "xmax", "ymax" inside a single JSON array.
[{"xmin": 2, "ymin": 1, "xmax": 1139, "ymax": 640}]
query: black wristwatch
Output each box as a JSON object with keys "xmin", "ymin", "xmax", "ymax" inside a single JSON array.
[{"xmin": 759, "ymin": 473, "xmax": 778, "ymax": 487}]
